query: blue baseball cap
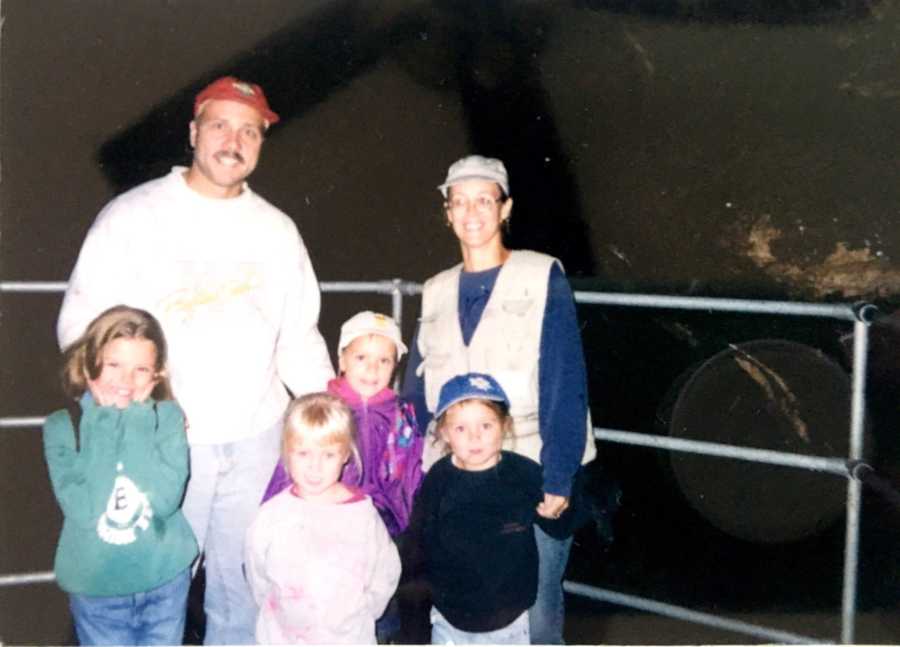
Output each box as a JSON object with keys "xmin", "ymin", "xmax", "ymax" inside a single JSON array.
[{"xmin": 435, "ymin": 373, "xmax": 510, "ymax": 418}]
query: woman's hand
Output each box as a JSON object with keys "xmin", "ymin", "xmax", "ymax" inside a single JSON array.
[{"xmin": 536, "ymin": 493, "xmax": 569, "ymax": 519}]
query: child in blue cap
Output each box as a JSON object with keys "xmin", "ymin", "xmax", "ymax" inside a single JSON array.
[{"xmin": 406, "ymin": 372, "xmax": 575, "ymax": 644}]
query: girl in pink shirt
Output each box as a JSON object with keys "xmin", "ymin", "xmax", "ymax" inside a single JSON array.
[{"xmin": 244, "ymin": 393, "xmax": 401, "ymax": 644}]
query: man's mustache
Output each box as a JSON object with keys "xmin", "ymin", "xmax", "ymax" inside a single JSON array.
[{"xmin": 214, "ymin": 151, "xmax": 245, "ymax": 164}]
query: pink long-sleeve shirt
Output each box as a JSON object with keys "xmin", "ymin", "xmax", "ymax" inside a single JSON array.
[{"xmin": 244, "ymin": 487, "xmax": 401, "ymax": 644}]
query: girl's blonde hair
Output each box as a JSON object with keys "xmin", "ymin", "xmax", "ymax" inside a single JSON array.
[
  {"xmin": 281, "ymin": 392, "xmax": 361, "ymax": 472},
  {"xmin": 60, "ymin": 305, "xmax": 173, "ymax": 401},
  {"xmin": 433, "ymin": 398, "xmax": 515, "ymax": 455}
]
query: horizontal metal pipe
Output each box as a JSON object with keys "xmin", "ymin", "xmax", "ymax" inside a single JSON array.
[
  {"xmin": 563, "ymin": 581, "xmax": 822, "ymax": 644},
  {"xmin": 0, "ymin": 571, "xmax": 55, "ymax": 587},
  {"xmin": 0, "ymin": 420, "xmax": 851, "ymax": 479},
  {"xmin": 4, "ymin": 282, "xmax": 867, "ymax": 322},
  {"xmin": 0, "ymin": 570, "xmax": 838, "ymax": 644},
  {"xmin": 0, "ymin": 568, "xmax": 832, "ymax": 645},
  {"xmin": 0, "ymin": 417, "xmax": 46, "ymax": 428},
  {"xmin": 0, "ymin": 281, "xmax": 69, "ymax": 293},
  {"xmin": 0, "ymin": 280, "xmax": 424, "ymax": 296},
  {"xmin": 595, "ymin": 427, "xmax": 849, "ymax": 476},
  {"xmin": 573, "ymin": 291, "xmax": 859, "ymax": 321},
  {"xmin": 319, "ymin": 280, "xmax": 421, "ymax": 295}
]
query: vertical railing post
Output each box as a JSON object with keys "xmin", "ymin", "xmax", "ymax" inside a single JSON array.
[
  {"xmin": 391, "ymin": 278, "xmax": 405, "ymax": 392},
  {"xmin": 391, "ymin": 278, "xmax": 404, "ymax": 328},
  {"xmin": 840, "ymin": 314, "xmax": 871, "ymax": 644}
]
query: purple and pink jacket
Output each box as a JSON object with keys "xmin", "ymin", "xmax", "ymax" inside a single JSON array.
[{"xmin": 261, "ymin": 377, "xmax": 424, "ymax": 536}]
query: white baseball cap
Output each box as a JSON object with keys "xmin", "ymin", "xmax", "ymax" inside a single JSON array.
[
  {"xmin": 438, "ymin": 155, "xmax": 510, "ymax": 198},
  {"xmin": 338, "ymin": 311, "xmax": 407, "ymax": 359}
]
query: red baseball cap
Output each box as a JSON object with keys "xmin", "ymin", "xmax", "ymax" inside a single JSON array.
[{"xmin": 194, "ymin": 76, "xmax": 280, "ymax": 126}]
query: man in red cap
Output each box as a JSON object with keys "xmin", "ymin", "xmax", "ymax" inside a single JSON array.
[
  {"xmin": 186, "ymin": 76, "xmax": 279, "ymax": 199},
  {"xmin": 57, "ymin": 76, "xmax": 334, "ymax": 644}
]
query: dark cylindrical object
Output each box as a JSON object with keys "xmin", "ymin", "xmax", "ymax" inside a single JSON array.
[{"xmin": 666, "ymin": 339, "xmax": 855, "ymax": 543}]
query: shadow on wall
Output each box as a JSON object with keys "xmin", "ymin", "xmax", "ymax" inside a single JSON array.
[{"xmin": 97, "ymin": 1, "xmax": 596, "ymax": 277}]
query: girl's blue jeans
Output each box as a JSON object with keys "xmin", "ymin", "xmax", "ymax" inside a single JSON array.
[
  {"xmin": 69, "ymin": 568, "xmax": 190, "ymax": 646},
  {"xmin": 430, "ymin": 607, "xmax": 530, "ymax": 644}
]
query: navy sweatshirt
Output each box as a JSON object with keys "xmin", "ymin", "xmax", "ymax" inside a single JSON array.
[{"xmin": 406, "ymin": 452, "xmax": 573, "ymax": 633}]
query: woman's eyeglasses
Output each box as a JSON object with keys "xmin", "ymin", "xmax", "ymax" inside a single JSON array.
[{"xmin": 445, "ymin": 196, "xmax": 502, "ymax": 214}]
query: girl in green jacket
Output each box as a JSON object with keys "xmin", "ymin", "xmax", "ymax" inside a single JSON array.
[{"xmin": 43, "ymin": 305, "xmax": 197, "ymax": 645}]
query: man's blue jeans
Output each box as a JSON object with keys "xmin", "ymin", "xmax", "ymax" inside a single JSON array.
[
  {"xmin": 181, "ymin": 420, "xmax": 281, "ymax": 645},
  {"xmin": 69, "ymin": 568, "xmax": 190, "ymax": 645},
  {"xmin": 530, "ymin": 525, "xmax": 573, "ymax": 644}
]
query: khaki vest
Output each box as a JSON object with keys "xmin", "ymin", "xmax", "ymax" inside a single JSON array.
[{"xmin": 417, "ymin": 250, "xmax": 597, "ymax": 470}]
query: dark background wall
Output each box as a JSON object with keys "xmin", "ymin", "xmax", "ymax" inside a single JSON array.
[{"xmin": 3, "ymin": 1, "xmax": 900, "ymax": 643}]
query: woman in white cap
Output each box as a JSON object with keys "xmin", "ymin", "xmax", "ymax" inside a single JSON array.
[{"xmin": 403, "ymin": 154, "xmax": 597, "ymax": 644}]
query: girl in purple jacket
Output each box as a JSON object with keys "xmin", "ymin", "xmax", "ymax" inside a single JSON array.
[{"xmin": 262, "ymin": 311, "xmax": 424, "ymax": 536}]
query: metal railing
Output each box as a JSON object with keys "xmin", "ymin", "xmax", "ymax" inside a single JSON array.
[{"xmin": 0, "ymin": 279, "xmax": 875, "ymax": 644}]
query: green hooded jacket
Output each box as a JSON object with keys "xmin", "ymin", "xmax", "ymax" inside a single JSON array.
[{"xmin": 43, "ymin": 395, "xmax": 197, "ymax": 596}]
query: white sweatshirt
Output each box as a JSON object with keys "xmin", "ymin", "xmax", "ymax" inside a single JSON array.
[
  {"xmin": 244, "ymin": 489, "xmax": 401, "ymax": 644},
  {"xmin": 58, "ymin": 167, "xmax": 335, "ymax": 444}
]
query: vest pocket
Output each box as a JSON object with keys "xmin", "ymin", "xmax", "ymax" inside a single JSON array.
[
  {"xmin": 492, "ymin": 299, "xmax": 538, "ymax": 361},
  {"xmin": 500, "ymin": 298, "xmax": 534, "ymax": 316}
]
